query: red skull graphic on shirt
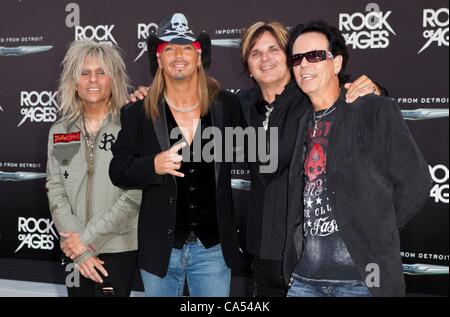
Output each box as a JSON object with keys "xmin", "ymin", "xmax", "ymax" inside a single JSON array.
[{"xmin": 305, "ymin": 143, "xmax": 326, "ymax": 181}]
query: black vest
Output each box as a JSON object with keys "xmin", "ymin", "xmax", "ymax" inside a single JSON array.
[{"xmin": 165, "ymin": 103, "xmax": 220, "ymax": 249}]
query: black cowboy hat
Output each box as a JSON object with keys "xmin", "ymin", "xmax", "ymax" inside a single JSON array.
[{"xmin": 147, "ymin": 13, "xmax": 211, "ymax": 77}]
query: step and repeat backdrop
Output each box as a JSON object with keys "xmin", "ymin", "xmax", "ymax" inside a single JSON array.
[{"xmin": 0, "ymin": 0, "xmax": 448, "ymax": 296}]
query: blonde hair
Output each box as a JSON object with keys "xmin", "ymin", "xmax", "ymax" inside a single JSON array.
[
  {"xmin": 57, "ymin": 39, "xmax": 130, "ymax": 126},
  {"xmin": 240, "ymin": 21, "xmax": 289, "ymax": 72},
  {"xmin": 144, "ymin": 59, "xmax": 220, "ymax": 120}
]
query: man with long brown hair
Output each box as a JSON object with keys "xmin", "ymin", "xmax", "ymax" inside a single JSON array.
[
  {"xmin": 238, "ymin": 21, "xmax": 384, "ymax": 297},
  {"xmin": 109, "ymin": 13, "xmax": 242, "ymax": 297},
  {"xmin": 127, "ymin": 19, "xmax": 384, "ymax": 297}
]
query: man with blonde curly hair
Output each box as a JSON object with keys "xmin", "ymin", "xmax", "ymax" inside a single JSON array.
[{"xmin": 46, "ymin": 40, "xmax": 141, "ymax": 297}]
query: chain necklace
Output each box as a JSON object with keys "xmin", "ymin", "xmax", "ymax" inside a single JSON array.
[
  {"xmin": 82, "ymin": 115, "xmax": 105, "ymax": 175},
  {"xmin": 312, "ymin": 104, "xmax": 337, "ymax": 137},
  {"xmin": 165, "ymin": 94, "xmax": 200, "ymax": 113},
  {"xmin": 262, "ymin": 103, "xmax": 275, "ymax": 131}
]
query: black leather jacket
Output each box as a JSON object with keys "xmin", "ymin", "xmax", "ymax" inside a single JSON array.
[{"xmin": 284, "ymin": 91, "xmax": 431, "ymax": 296}]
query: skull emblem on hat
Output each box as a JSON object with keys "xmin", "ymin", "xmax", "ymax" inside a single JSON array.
[
  {"xmin": 148, "ymin": 13, "xmax": 212, "ymax": 76},
  {"xmin": 166, "ymin": 13, "xmax": 194, "ymax": 36}
]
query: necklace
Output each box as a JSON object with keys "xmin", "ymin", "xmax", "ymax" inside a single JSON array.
[
  {"xmin": 262, "ymin": 103, "xmax": 275, "ymax": 131},
  {"xmin": 82, "ymin": 114, "xmax": 107, "ymax": 175},
  {"xmin": 312, "ymin": 104, "xmax": 336, "ymax": 137},
  {"xmin": 165, "ymin": 94, "xmax": 200, "ymax": 113}
]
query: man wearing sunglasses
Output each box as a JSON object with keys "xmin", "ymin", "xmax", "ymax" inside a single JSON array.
[
  {"xmin": 127, "ymin": 21, "xmax": 385, "ymax": 297},
  {"xmin": 284, "ymin": 20, "xmax": 431, "ymax": 297},
  {"xmin": 236, "ymin": 22, "xmax": 386, "ymax": 297}
]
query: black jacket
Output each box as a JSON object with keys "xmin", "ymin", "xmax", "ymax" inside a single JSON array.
[
  {"xmin": 284, "ymin": 92, "xmax": 431, "ymax": 296},
  {"xmin": 109, "ymin": 90, "xmax": 242, "ymax": 277},
  {"xmin": 238, "ymin": 82, "xmax": 310, "ymax": 260}
]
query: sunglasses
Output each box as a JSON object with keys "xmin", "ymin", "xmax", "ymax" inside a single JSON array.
[{"xmin": 289, "ymin": 50, "xmax": 334, "ymax": 67}]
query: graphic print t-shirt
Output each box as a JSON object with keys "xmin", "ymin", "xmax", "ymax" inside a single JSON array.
[{"xmin": 294, "ymin": 109, "xmax": 362, "ymax": 281}]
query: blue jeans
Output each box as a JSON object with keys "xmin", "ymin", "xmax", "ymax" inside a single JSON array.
[
  {"xmin": 140, "ymin": 240, "xmax": 231, "ymax": 297},
  {"xmin": 287, "ymin": 275, "xmax": 373, "ymax": 297}
]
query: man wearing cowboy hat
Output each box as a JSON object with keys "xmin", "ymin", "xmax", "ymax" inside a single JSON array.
[{"xmin": 109, "ymin": 13, "xmax": 242, "ymax": 297}]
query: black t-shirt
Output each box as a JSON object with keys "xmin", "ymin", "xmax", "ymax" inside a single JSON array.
[{"xmin": 294, "ymin": 106, "xmax": 362, "ymax": 281}]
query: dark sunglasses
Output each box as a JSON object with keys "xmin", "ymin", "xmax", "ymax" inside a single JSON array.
[{"xmin": 289, "ymin": 50, "xmax": 334, "ymax": 67}]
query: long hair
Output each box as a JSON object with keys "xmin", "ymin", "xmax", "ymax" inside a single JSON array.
[
  {"xmin": 144, "ymin": 62, "xmax": 220, "ymax": 120},
  {"xmin": 240, "ymin": 21, "xmax": 289, "ymax": 73},
  {"xmin": 57, "ymin": 39, "xmax": 130, "ymax": 126}
]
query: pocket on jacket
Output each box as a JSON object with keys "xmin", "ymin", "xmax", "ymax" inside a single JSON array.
[
  {"xmin": 52, "ymin": 143, "xmax": 82, "ymax": 183},
  {"xmin": 52, "ymin": 143, "xmax": 80, "ymax": 165}
]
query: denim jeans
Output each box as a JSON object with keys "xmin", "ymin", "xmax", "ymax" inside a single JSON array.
[
  {"xmin": 287, "ymin": 274, "xmax": 373, "ymax": 297},
  {"xmin": 140, "ymin": 240, "xmax": 231, "ymax": 297}
]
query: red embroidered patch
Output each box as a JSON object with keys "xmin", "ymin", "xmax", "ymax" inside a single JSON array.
[{"xmin": 53, "ymin": 132, "xmax": 81, "ymax": 144}]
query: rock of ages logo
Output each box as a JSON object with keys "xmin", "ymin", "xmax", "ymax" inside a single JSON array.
[
  {"xmin": 18, "ymin": 91, "xmax": 58, "ymax": 127},
  {"xmin": 74, "ymin": 24, "xmax": 118, "ymax": 45},
  {"xmin": 65, "ymin": 3, "xmax": 118, "ymax": 45},
  {"xmin": 418, "ymin": 8, "xmax": 449, "ymax": 54},
  {"xmin": 339, "ymin": 3, "xmax": 396, "ymax": 49},
  {"xmin": 429, "ymin": 164, "xmax": 449, "ymax": 204},
  {"xmin": 15, "ymin": 217, "xmax": 58, "ymax": 253},
  {"xmin": 134, "ymin": 22, "xmax": 158, "ymax": 62}
]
